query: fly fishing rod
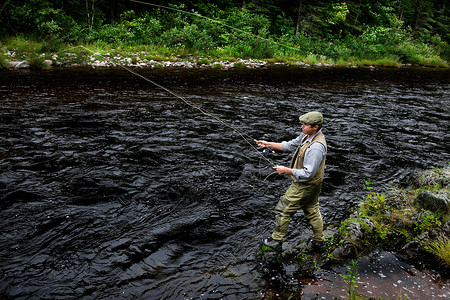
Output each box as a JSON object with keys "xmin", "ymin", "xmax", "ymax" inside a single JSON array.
[
  {"xmin": 60, "ymin": 0, "xmax": 296, "ymax": 172},
  {"xmin": 78, "ymin": 46, "xmax": 278, "ymax": 169}
]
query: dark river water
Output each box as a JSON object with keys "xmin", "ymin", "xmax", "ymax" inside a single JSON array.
[{"xmin": 0, "ymin": 67, "xmax": 449, "ymax": 299}]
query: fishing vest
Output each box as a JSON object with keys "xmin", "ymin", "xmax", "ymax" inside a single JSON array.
[{"xmin": 289, "ymin": 131, "xmax": 327, "ymax": 185}]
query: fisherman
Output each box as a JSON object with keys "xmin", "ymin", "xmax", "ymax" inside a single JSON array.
[{"xmin": 255, "ymin": 111, "xmax": 327, "ymax": 253}]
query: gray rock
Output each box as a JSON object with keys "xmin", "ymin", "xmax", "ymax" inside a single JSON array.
[
  {"xmin": 331, "ymin": 240, "xmax": 357, "ymax": 259},
  {"xmin": 346, "ymin": 221, "xmax": 363, "ymax": 241},
  {"xmin": 411, "ymin": 166, "xmax": 450, "ymax": 187},
  {"xmin": 360, "ymin": 218, "xmax": 375, "ymax": 231},
  {"xmin": 8, "ymin": 61, "xmax": 30, "ymax": 68},
  {"xmin": 386, "ymin": 187, "xmax": 410, "ymax": 209},
  {"xmin": 16, "ymin": 61, "xmax": 30, "ymax": 68},
  {"xmin": 414, "ymin": 190, "xmax": 449, "ymax": 212}
]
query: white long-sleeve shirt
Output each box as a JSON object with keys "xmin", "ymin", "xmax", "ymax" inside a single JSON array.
[{"xmin": 281, "ymin": 130, "xmax": 326, "ymax": 182}]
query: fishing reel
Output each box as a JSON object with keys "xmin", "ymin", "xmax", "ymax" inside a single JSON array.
[{"xmin": 262, "ymin": 148, "xmax": 275, "ymax": 157}]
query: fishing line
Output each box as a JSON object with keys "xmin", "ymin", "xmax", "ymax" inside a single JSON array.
[
  {"xmin": 55, "ymin": 0, "xmax": 304, "ymax": 170},
  {"xmin": 257, "ymin": 155, "xmax": 279, "ymax": 181},
  {"xmin": 130, "ymin": 0, "xmax": 301, "ymax": 53},
  {"xmin": 79, "ymin": 45, "xmax": 277, "ymax": 167}
]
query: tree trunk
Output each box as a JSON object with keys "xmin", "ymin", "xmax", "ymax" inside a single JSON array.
[
  {"xmin": 86, "ymin": 0, "xmax": 95, "ymax": 31},
  {"xmin": 296, "ymin": 0, "xmax": 303, "ymax": 34}
]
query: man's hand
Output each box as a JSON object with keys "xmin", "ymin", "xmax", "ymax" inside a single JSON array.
[
  {"xmin": 254, "ymin": 140, "xmax": 284, "ymax": 151},
  {"xmin": 273, "ymin": 165, "xmax": 292, "ymax": 175},
  {"xmin": 254, "ymin": 140, "xmax": 269, "ymax": 148}
]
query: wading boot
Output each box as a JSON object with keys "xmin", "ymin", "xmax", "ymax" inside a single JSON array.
[
  {"xmin": 312, "ymin": 240, "xmax": 325, "ymax": 253},
  {"xmin": 261, "ymin": 236, "xmax": 283, "ymax": 252}
]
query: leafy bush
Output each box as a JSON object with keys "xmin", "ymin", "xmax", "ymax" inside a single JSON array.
[
  {"xmin": 225, "ymin": 33, "xmax": 275, "ymax": 59},
  {"xmin": 88, "ymin": 24, "xmax": 134, "ymax": 45},
  {"xmin": 1, "ymin": 1, "xmax": 448, "ymax": 66},
  {"xmin": 120, "ymin": 11, "xmax": 163, "ymax": 45},
  {"xmin": 414, "ymin": 211, "xmax": 442, "ymax": 235},
  {"xmin": 9, "ymin": 1, "xmax": 79, "ymax": 42},
  {"xmin": 222, "ymin": 8, "xmax": 271, "ymax": 45},
  {"xmin": 182, "ymin": 25, "xmax": 217, "ymax": 50}
]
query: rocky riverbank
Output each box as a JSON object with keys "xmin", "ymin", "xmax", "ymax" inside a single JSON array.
[
  {"xmin": 3, "ymin": 55, "xmax": 332, "ymax": 70},
  {"xmin": 262, "ymin": 164, "xmax": 450, "ymax": 279},
  {"xmin": 3, "ymin": 49, "xmax": 422, "ymax": 70}
]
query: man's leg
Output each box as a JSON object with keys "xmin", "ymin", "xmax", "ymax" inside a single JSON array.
[
  {"xmin": 272, "ymin": 183, "xmax": 305, "ymax": 242},
  {"xmin": 303, "ymin": 202, "xmax": 324, "ymax": 242}
]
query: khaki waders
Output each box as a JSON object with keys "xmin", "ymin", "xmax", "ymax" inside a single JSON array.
[{"xmin": 272, "ymin": 181, "xmax": 324, "ymax": 242}]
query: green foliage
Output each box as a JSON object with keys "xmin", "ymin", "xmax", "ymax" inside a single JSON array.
[
  {"xmin": 119, "ymin": 10, "xmax": 163, "ymax": 45},
  {"xmin": 360, "ymin": 192, "xmax": 389, "ymax": 218},
  {"xmin": 0, "ymin": 55, "xmax": 6, "ymax": 69},
  {"xmin": 363, "ymin": 180, "xmax": 373, "ymax": 190},
  {"xmin": 40, "ymin": 40, "xmax": 64, "ymax": 53},
  {"xmin": 0, "ymin": 0, "xmax": 448, "ymax": 66},
  {"xmin": 197, "ymin": 58, "xmax": 210, "ymax": 64},
  {"xmin": 161, "ymin": 24, "xmax": 217, "ymax": 50},
  {"xmin": 342, "ymin": 259, "xmax": 361, "ymax": 299},
  {"xmin": 256, "ymin": 244, "xmax": 273, "ymax": 257},
  {"xmin": 28, "ymin": 55, "xmax": 46, "ymax": 70},
  {"xmin": 414, "ymin": 211, "xmax": 442, "ymax": 235},
  {"xmin": 88, "ymin": 23, "xmax": 133, "ymax": 45},
  {"xmin": 327, "ymin": 2, "xmax": 350, "ymax": 26},
  {"xmin": 232, "ymin": 61, "xmax": 245, "ymax": 68},
  {"xmin": 2, "ymin": 36, "xmax": 42, "ymax": 59},
  {"xmin": 8, "ymin": 0, "xmax": 78, "ymax": 40}
]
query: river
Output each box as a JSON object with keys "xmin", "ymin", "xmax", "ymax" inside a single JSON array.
[{"xmin": 0, "ymin": 67, "xmax": 449, "ymax": 299}]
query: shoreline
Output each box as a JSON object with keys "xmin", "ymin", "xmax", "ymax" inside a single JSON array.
[{"xmin": 3, "ymin": 53, "xmax": 449, "ymax": 71}]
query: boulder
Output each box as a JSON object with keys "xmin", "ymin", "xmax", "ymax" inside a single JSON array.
[
  {"xmin": 346, "ymin": 221, "xmax": 363, "ymax": 241},
  {"xmin": 413, "ymin": 190, "xmax": 450, "ymax": 212},
  {"xmin": 8, "ymin": 61, "xmax": 30, "ymax": 69},
  {"xmin": 330, "ymin": 240, "xmax": 357, "ymax": 259},
  {"xmin": 386, "ymin": 187, "xmax": 411, "ymax": 209},
  {"xmin": 399, "ymin": 221, "xmax": 450, "ymax": 265},
  {"xmin": 411, "ymin": 166, "xmax": 450, "ymax": 188}
]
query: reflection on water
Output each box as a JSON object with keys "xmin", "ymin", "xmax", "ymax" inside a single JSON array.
[{"xmin": 0, "ymin": 67, "xmax": 449, "ymax": 299}]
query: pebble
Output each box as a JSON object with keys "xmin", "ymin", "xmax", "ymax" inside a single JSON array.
[{"xmin": 1, "ymin": 53, "xmax": 338, "ymax": 69}]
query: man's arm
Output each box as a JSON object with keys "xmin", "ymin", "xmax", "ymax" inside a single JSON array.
[
  {"xmin": 254, "ymin": 140, "xmax": 284, "ymax": 151},
  {"xmin": 273, "ymin": 143, "xmax": 326, "ymax": 181}
]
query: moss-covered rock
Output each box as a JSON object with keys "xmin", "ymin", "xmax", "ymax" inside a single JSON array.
[
  {"xmin": 321, "ymin": 164, "xmax": 449, "ymax": 271},
  {"xmin": 411, "ymin": 165, "xmax": 450, "ymax": 188},
  {"xmin": 414, "ymin": 190, "xmax": 450, "ymax": 212}
]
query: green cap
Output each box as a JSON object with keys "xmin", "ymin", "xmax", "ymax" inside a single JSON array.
[{"xmin": 299, "ymin": 111, "xmax": 323, "ymax": 125}]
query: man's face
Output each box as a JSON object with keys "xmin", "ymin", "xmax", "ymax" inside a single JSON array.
[{"xmin": 302, "ymin": 123, "xmax": 317, "ymax": 136}]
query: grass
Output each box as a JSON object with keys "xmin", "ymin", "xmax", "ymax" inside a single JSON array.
[
  {"xmin": 1, "ymin": 36, "xmax": 448, "ymax": 68},
  {"xmin": 411, "ymin": 55, "xmax": 449, "ymax": 68},
  {"xmin": 427, "ymin": 237, "xmax": 450, "ymax": 267},
  {"xmin": 0, "ymin": 55, "xmax": 6, "ymax": 68},
  {"xmin": 197, "ymin": 57, "xmax": 210, "ymax": 65},
  {"xmin": 2, "ymin": 36, "xmax": 40, "ymax": 53},
  {"xmin": 28, "ymin": 56, "xmax": 47, "ymax": 69},
  {"xmin": 350, "ymin": 58, "xmax": 402, "ymax": 67}
]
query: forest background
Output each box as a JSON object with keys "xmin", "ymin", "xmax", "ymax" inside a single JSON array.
[{"xmin": 0, "ymin": 0, "xmax": 449, "ymax": 67}]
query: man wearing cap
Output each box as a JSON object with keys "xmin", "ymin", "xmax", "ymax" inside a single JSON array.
[{"xmin": 255, "ymin": 111, "xmax": 327, "ymax": 253}]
